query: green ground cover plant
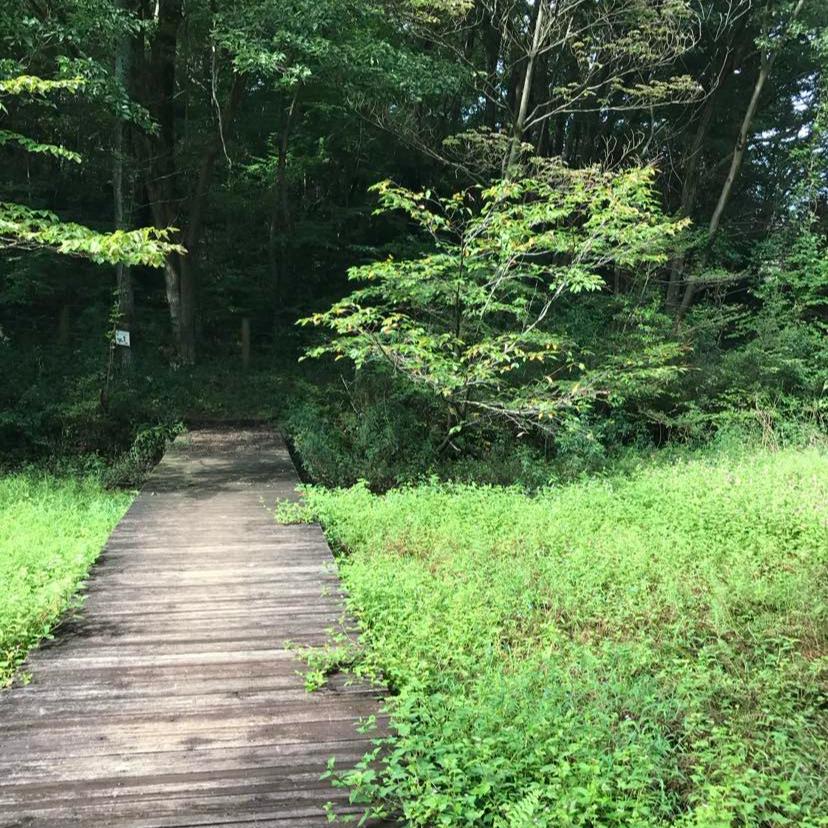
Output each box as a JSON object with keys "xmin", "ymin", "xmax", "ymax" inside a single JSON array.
[
  {"xmin": 295, "ymin": 446, "xmax": 828, "ymax": 826},
  {"xmin": 0, "ymin": 472, "xmax": 132, "ymax": 685}
]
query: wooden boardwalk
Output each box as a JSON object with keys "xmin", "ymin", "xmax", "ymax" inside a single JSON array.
[{"xmin": 0, "ymin": 428, "xmax": 386, "ymax": 827}]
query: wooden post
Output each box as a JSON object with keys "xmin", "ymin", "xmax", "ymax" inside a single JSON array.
[
  {"xmin": 58, "ymin": 304, "xmax": 71, "ymax": 346},
  {"xmin": 241, "ymin": 317, "xmax": 250, "ymax": 370}
]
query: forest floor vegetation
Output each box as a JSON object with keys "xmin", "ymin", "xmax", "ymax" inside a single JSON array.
[
  {"xmin": 0, "ymin": 472, "xmax": 131, "ymax": 685},
  {"xmin": 289, "ymin": 444, "xmax": 828, "ymax": 827}
]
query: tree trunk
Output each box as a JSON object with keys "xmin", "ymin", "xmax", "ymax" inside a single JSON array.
[
  {"xmin": 665, "ymin": 91, "xmax": 718, "ymax": 311},
  {"xmin": 506, "ymin": 0, "xmax": 545, "ymax": 172},
  {"xmin": 677, "ymin": 0, "xmax": 806, "ymax": 319},
  {"xmin": 483, "ymin": 11, "xmax": 501, "ymax": 129},
  {"xmin": 269, "ymin": 91, "xmax": 298, "ymax": 326},
  {"xmin": 140, "ymin": 0, "xmax": 244, "ymax": 365},
  {"xmin": 241, "ymin": 317, "xmax": 250, "ymax": 370},
  {"xmin": 149, "ymin": 0, "xmax": 181, "ymax": 220},
  {"xmin": 114, "ymin": 0, "xmax": 134, "ymax": 370},
  {"xmin": 58, "ymin": 304, "xmax": 71, "ymax": 346},
  {"xmin": 665, "ymin": 30, "xmax": 749, "ymax": 313},
  {"xmin": 178, "ymin": 72, "xmax": 245, "ymax": 364},
  {"xmin": 563, "ymin": 115, "xmax": 579, "ymax": 165},
  {"xmin": 551, "ymin": 114, "xmax": 565, "ymax": 156},
  {"xmin": 164, "ymin": 259, "xmax": 183, "ymax": 350},
  {"xmin": 177, "ymin": 256, "xmax": 196, "ymax": 365},
  {"xmin": 142, "ymin": 0, "xmax": 184, "ymax": 359}
]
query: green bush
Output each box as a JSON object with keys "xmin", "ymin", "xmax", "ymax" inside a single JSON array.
[
  {"xmin": 102, "ymin": 421, "xmax": 184, "ymax": 488},
  {"xmin": 284, "ymin": 369, "xmax": 644, "ymax": 490},
  {"xmin": 0, "ymin": 472, "xmax": 131, "ymax": 684},
  {"xmin": 298, "ymin": 447, "xmax": 828, "ymax": 826},
  {"xmin": 286, "ymin": 374, "xmax": 443, "ymax": 489}
]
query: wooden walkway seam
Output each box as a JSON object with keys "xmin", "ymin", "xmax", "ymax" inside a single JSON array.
[{"xmin": 0, "ymin": 428, "xmax": 387, "ymax": 827}]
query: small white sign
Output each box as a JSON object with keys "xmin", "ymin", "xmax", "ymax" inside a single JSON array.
[{"xmin": 114, "ymin": 330, "xmax": 131, "ymax": 347}]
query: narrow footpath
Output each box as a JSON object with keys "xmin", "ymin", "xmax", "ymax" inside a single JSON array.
[{"xmin": 0, "ymin": 428, "xmax": 385, "ymax": 827}]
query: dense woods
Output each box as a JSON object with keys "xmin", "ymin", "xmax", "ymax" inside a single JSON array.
[
  {"xmin": 1, "ymin": 2, "xmax": 827, "ymax": 825},
  {"xmin": 1, "ymin": 0, "xmax": 825, "ymax": 470}
]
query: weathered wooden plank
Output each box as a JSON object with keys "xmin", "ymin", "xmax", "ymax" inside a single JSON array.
[
  {"xmin": 0, "ymin": 427, "xmax": 388, "ymax": 826},
  {"xmin": 77, "ymin": 594, "xmax": 346, "ymax": 614},
  {"xmin": 0, "ymin": 738, "xmax": 372, "ymax": 783},
  {"xmin": 15, "ymin": 658, "xmax": 322, "ymax": 684},
  {"xmin": 0, "ymin": 788, "xmax": 367, "ymax": 824},
  {"xmin": 0, "ymin": 803, "xmax": 387, "ymax": 828},
  {"xmin": 0, "ymin": 690, "xmax": 381, "ymax": 726},
  {"xmin": 4, "ymin": 673, "xmax": 359, "ymax": 701},
  {"xmin": 0, "ymin": 720, "xmax": 387, "ymax": 764},
  {"xmin": 0, "ymin": 693, "xmax": 383, "ymax": 729},
  {"xmin": 31, "ymin": 629, "xmax": 356, "ymax": 651},
  {"xmin": 81, "ymin": 572, "xmax": 341, "ymax": 588},
  {"xmin": 35, "ymin": 617, "xmax": 348, "ymax": 641},
  {"xmin": 1, "ymin": 694, "xmax": 382, "ymax": 731},
  {"xmin": 80, "ymin": 583, "xmax": 342, "ymax": 600}
]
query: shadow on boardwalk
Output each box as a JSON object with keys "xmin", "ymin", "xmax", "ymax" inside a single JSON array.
[{"xmin": 0, "ymin": 428, "xmax": 391, "ymax": 827}]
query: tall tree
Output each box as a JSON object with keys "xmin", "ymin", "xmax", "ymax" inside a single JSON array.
[
  {"xmin": 676, "ymin": 0, "xmax": 811, "ymax": 319},
  {"xmin": 113, "ymin": 0, "xmax": 134, "ymax": 369}
]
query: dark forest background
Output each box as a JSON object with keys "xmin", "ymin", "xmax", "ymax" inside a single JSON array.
[{"xmin": 1, "ymin": 0, "xmax": 826, "ymax": 486}]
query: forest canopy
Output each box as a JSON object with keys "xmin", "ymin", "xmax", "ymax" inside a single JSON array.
[{"xmin": 0, "ymin": 0, "xmax": 826, "ymax": 466}]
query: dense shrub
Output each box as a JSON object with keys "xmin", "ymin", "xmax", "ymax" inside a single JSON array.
[
  {"xmin": 285, "ymin": 374, "xmax": 444, "ymax": 489},
  {"xmin": 102, "ymin": 422, "xmax": 184, "ymax": 488}
]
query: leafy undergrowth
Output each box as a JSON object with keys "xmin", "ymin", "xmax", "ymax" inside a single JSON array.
[
  {"xmin": 296, "ymin": 447, "xmax": 828, "ymax": 827},
  {"xmin": 0, "ymin": 473, "xmax": 132, "ymax": 685}
]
